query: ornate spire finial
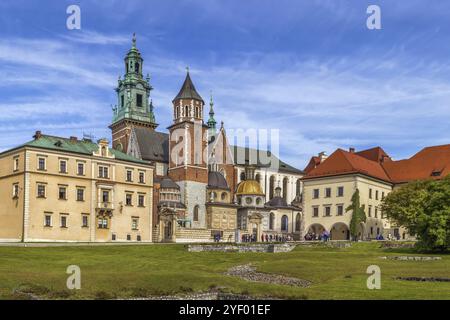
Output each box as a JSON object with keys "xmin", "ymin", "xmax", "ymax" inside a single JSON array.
[
  {"xmin": 132, "ymin": 33, "xmax": 136, "ymax": 48},
  {"xmin": 186, "ymin": 66, "xmax": 189, "ymax": 74}
]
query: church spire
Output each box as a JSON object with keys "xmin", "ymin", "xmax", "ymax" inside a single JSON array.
[
  {"xmin": 207, "ymin": 91, "xmax": 217, "ymax": 135},
  {"xmin": 172, "ymin": 68, "xmax": 203, "ymax": 102}
]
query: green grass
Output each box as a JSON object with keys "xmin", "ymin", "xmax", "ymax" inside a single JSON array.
[{"xmin": 0, "ymin": 242, "xmax": 449, "ymax": 299}]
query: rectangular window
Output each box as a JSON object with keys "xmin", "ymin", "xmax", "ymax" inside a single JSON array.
[
  {"xmin": 137, "ymin": 235, "xmax": 141, "ymax": 241},
  {"xmin": 77, "ymin": 188, "xmax": 84, "ymax": 201},
  {"xmin": 325, "ymin": 188, "xmax": 331, "ymax": 198},
  {"xmin": 368, "ymin": 205, "xmax": 372, "ymax": 217},
  {"xmin": 112, "ymin": 234, "xmax": 116, "ymax": 241},
  {"xmin": 337, "ymin": 205, "xmax": 344, "ymax": 216},
  {"xmin": 139, "ymin": 172, "xmax": 145, "ymax": 184},
  {"xmin": 375, "ymin": 207, "xmax": 378, "ymax": 218},
  {"xmin": 369, "ymin": 188, "xmax": 372, "ymax": 199},
  {"xmin": 136, "ymin": 94, "xmax": 143, "ymax": 107},
  {"xmin": 59, "ymin": 160, "xmax": 67, "ymax": 173},
  {"xmin": 12, "ymin": 184, "xmax": 19, "ymax": 198},
  {"xmin": 99, "ymin": 166, "xmax": 109, "ymax": 178},
  {"xmin": 38, "ymin": 158, "xmax": 46, "ymax": 171},
  {"xmin": 132, "ymin": 218, "xmax": 139, "ymax": 230},
  {"xmin": 126, "ymin": 170, "xmax": 133, "ymax": 182},
  {"xmin": 126, "ymin": 194, "xmax": 133, "ymax": 206},
  {"xmin": 60, "ymin": 215, "xmax": 67, "ymax": 228},
  {"xmin": 138, "ymin": 194, "xmax": 145, "ymax": 207},
  {"xmin": 98, "ymin": 218, "xmax": 108, "ymax": 229},
  {"xmin": 127, "ymin": 234, "xmax": 131, "ymax": 241},
  {"xmin": 381, "ymin": 192, "xmax": 385, "ymax": 200},
  {"xmin": 102, "ymin": 190, "xmax": 109, "ymax": 203},
  {"xmin": 58, "ymin": 186, "xmax": 67, "ymax": 200},
  {"xmin": 375, "ymin": 190, "xmax": 379, "ymax": 200},
  {"xmin": 313, "ymin": 189, "xmax": 319, "ymax": 199},
  {"xmin": 44, "ymin": 214, "xmax": 52, "ymax": 227},
  {"xmin": 82, "ymin": 215, "xmax": 89, "ymax": 227},
  {"xmin": 337, "ymin": 186, "xmax": 344, "ymax": 197},
  {"xmin": 37, "ymin": 184, "xmax": 46, "ymax": 198},
  {"xmin": 324, "ymin": 206, "xmax": 331, "ymax": 217},
  {"xmin": 312, "ymin": 206, "xmax": 319, "ymax": 217},
  {"xmin": 121, "ymin": 95, "xmax": 124, "ymax": 107},
  {"xmin": 13, "ymin": 157, "xmax": 19, "ymax": 171},
  {"xmin": 77, "ymin": 163, "xmax": 85, "ymax": 176}
]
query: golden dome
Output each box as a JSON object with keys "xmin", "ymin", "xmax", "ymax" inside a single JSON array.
[{"xmin": 236, "ymin": 180, "xmax": 264, "ymax": 196}]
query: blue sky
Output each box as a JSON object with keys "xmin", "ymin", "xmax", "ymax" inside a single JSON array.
[{"xmin": 0, "ymin": 0, "xmax": 449, "ymax": 169}]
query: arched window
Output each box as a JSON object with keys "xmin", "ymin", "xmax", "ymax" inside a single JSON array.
[
  {"xmin": 101, "ymin": 146, "xmax": 107, "ymax": 156},
  {"xmin": 295, "ymin": 213, "xmax": 301, "ymax": 231},
  {"xmin": 269, "ymin": 212, "xmax": 275, "ymax": 230},
  {"xmin": 281, "ymin": 215, "xmax": 288, "ymax": 232},
  {"xmin": 193, "ymin": 205, "xmax": 199, "ymax": 221},
  {"xmin": 282, "ymin": 177, "xmax": 288, "ymax": 201},
  {"xmin": 221, "ymin": 192, "xmax": 227, "ymax": 201},
  {"xmin": 269, "ymin": 176, "xmax": 275, "ymax": 199},
  {"xmin": 135, "ymin": 62, "xmax": 140, "ymax": 73},
  {"xmin": 240, "ymin": 172, "xmax": 246, "ymax": 181},
  {"xmin": 184, "ymin": 105, "xmax": 189, "ymax": 117},
  {"xmin": 296, "ymin": 179, "xmax": 301, "ymax": 196}
]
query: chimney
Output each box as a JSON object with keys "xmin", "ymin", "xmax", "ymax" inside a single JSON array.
[
  {"xmin": 70, "ymin": 136, "xmax": 78, "ymax": 142},
  {"xmin": 349, "ymin": 147, "xmax": 355, "ymax": 153},
  {"xmin": 33, "ymin": 131, "xmax": 42, "ymax": 140},
  {"xmin": 318, "ymin": 151, "xmax": 328, "ymax": 161}
]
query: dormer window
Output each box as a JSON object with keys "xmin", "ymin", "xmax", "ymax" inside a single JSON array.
[
  {"xmin": 55, "ymin": 141, "xmax": 63, "ymax": 147},
  {"xmin": 431, "ymin": 170, "xmax": 442, "ymax": 177}
]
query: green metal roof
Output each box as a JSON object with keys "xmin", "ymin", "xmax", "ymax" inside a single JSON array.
[{"xmin": 18, "ymin": 135, "xmax": 149, "ymax": 165}]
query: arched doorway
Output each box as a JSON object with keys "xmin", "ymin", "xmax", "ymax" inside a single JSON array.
[
  {"xmin": 357, "ymin": 222, "xmax": 365, "ymax": 240},
  {"xmin": 307, "ymin": 224, "xmax": 326, "ymax": 239},
  {"xmin": 164, "ymin": 221, "xmax": 172, "ymax": 239},
  {"xmin": 330, "ymin": 222, "xmax": 349, "ymax": 240}
]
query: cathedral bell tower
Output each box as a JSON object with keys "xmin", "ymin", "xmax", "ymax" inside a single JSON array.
[
  {"xmin": 168, "ymin": 69, "xmax": 209, "ymax": 228},
  {"xmin": 109, "ymin": 33, "xmax": 157, "ymax": 152}
]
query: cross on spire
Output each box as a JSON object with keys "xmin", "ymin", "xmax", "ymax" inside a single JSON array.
[{"xmin": 132, "ymin": 32, "xmax": 136, "ymax": 48}]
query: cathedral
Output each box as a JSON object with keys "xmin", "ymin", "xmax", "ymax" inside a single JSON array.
[{"xmin": 109, "ymin": 35, "xmax": 304, "ymax": 242}]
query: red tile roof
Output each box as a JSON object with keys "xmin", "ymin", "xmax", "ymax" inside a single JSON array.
[
  {"xmin": 356, "ymin": 147, "xmax": 390, "ymax": 162},
  {"xmin": 302, "ymin": 144, "xmax": 450, "ymax": 184},
  {"xmin": 304, "ymin": 156, "xmax": 321, "ymax": 174},
  {"xmin": 303, "ymin": 148, "xmax": 391, "ymax": 182},
  {"xmin": 382, "ymin": 144, "xmax": 450, "ymax": 183}
]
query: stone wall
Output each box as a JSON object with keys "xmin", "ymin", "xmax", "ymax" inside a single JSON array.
[
  {"xmin": 188, "ymin": 243, "xmax": 295, "ymax": 253},
  {"xmin": 176, "ymin": 228, "xmax": 235, "ymax": 243}
]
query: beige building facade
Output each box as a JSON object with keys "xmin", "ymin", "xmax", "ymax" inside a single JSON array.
[
  {"xmin": 0, "ymin": 133, "xmax": 154, "ymax": 242},
  {"xmin": 303, "ymin": 174, "xmax": 393, "ymax": 240}
]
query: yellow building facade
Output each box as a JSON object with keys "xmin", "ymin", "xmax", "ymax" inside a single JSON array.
[{"xmin": 0, "ymin": 133, "xmax": 154, "ymax": 242}]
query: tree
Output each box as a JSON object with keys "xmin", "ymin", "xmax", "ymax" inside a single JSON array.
[
  {"xmin": 380, "ymin": 176, "xmax": 450, "ymax": 251},
  {"xmin": 346, "ymin": 189, "xmax": 366, "ymax": 241}
]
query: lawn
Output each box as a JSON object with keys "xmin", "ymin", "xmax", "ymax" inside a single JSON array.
[{"xmin": 0, "ymin": 242, "xmax": 448, "ymax": 300}]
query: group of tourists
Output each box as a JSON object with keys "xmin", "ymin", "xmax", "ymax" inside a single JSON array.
[
  {"xmin": 304, "ymin": 230, "xmax": 330, "ymax": 241},
  {"xmin": 240, "ymin": 234, "xmax": 292, "ymax": 243}
]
